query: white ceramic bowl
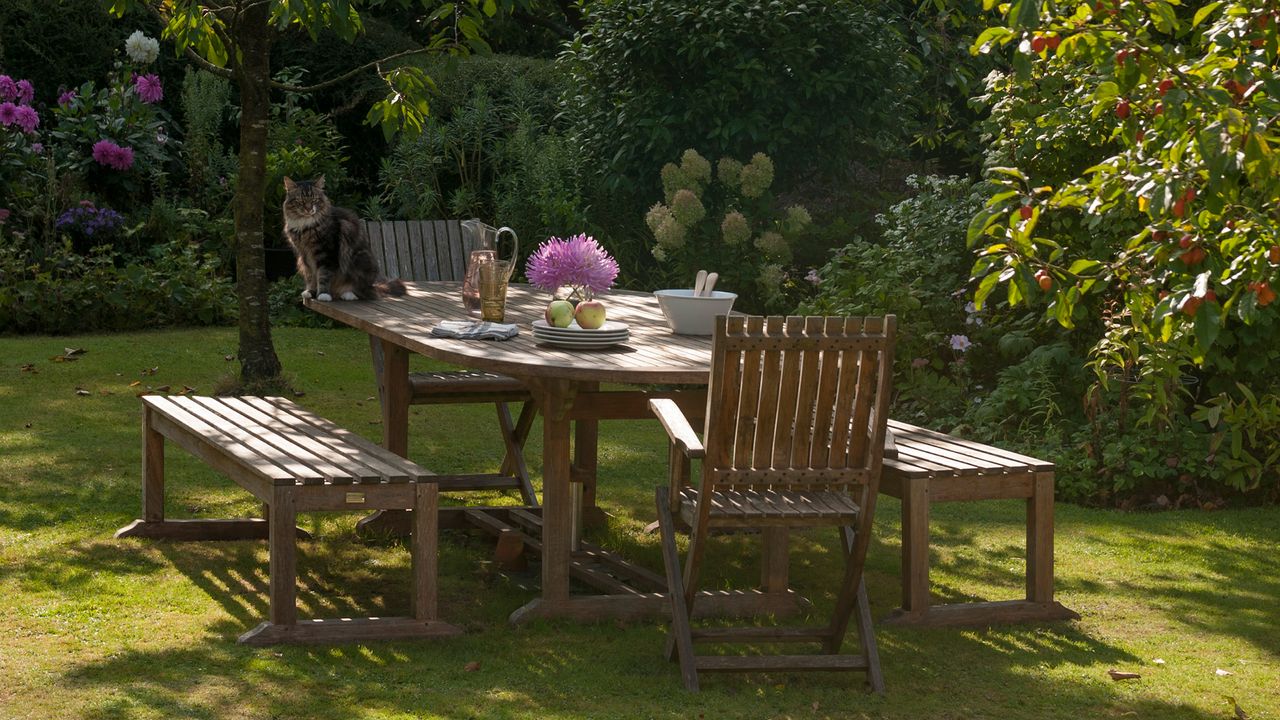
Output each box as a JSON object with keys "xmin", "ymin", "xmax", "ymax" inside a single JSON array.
[{"xmin": 653, "ymin": 289, "xmax": 738, "ymax": 335}]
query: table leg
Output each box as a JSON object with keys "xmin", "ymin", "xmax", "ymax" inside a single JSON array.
[
  {"xmin": 380, "ymin": 339, "xmax": 410, "ymax": 458},
  {"xmin": 356, "ymin": 340, "xmax": 412, "ymax": 537},
  {"xmin": 573, "ymin": 382, "xmax": 600, "ymax": 527},
  {"xmin": 269, "ymin": 486, "xmax": 298, "ymax": 627},
  {"xmin": 142, "ymin": 404, "xmax": 165, "ymax": 522},
  {"xmin": 1027, "ymin": 472, "xmax": 1055, "ymax": 603}
]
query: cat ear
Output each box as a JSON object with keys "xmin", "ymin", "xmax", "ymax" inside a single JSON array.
[
  {"xmin": 315, "ymin": 176, "xmax": 326, "ymax": 190},
  {"xmin": 283, "ymin": 176, "xmax": 295, "ymax": 191}
]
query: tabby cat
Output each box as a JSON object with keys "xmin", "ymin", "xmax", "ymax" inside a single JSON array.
[{"xmin": 281, "ymin": 176, "xmax": 405, "ymax": 301}]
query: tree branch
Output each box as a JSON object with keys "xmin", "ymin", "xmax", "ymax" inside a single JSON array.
[
  {"xmin": 185, "ymin": 47, "xmax": 236, "ymax": 78},
  {"xmin": 269, "ymin": 45, "xmax": 446, "ymax": 94}
]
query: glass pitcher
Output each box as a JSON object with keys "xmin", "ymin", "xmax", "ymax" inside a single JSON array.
[{"xmin": 461, "ymin": 219, "xmax": 518, "ymax": 314}]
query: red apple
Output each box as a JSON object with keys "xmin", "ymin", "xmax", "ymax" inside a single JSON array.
[
  {"xmin": 1115, "ymin": 99, "xmax": 1131, "ymax": 119},
  {"xmin": 1031, "ymin": 36, "xmax": 1047, "ymax": 53},
  {"xmin": 1019, "ymin": 205, "xmax": 1034, "ymax": 220},
  {"xmin": 1269, "ymin": 246, "xmax": 1280, "ymax": 264},
  {"xmin": 574, "ymin": 300, "xmax": 607, "ymax": 329},
  {"xmin": 1158, "ymin": 78, "xmax": 1175, "ymax": 95},
  {"xmin": 1047, "ymin": 35, "xmax": 1062, "ymax": 50}
]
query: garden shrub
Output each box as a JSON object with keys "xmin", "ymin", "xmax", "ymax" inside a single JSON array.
[
  {"xmin": 643, "ymin": 149, "xmax": 809, "ymax": 313},
  {"xmin": 560, "ymin": 0, "xmax": 912, "ymax": 201},
  {"xmin": 0, "ymin": 239, "xmax": 234, "ymax": 334},
  {"xmin": 374, "ymin": 55, "xmax": 586, "ymax": 249}
]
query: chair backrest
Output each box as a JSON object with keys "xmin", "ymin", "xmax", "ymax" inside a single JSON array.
[
  {"xmin": 700, "ymin": 314, "xmax": 897, "ymax": 496},
  {"xmin": 360, "ymin": 219, "xmax": 479, "ymax": 281}
]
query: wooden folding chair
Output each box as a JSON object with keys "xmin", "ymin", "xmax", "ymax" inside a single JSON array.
[
  {"xmin": 650, "ymin": 314, "xmax": 896, "ymax": 692},
  {"xmin": 361, "ymin": 219, "xmax": 538, "ymax": 506}
]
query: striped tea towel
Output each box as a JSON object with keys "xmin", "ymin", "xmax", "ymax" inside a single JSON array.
[{"xmin": 430, "ymin": 320, "xmax": 520, "ymax": 341}]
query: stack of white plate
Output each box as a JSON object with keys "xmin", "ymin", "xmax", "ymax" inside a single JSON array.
[{"xmin": 531, "ymin": 319, "xmax": 630, "ymax": 349}]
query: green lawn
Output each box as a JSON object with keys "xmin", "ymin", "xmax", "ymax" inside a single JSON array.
[{"xmin": 1, "ymin": 327, "xmax": 1276, "ymax": 719}]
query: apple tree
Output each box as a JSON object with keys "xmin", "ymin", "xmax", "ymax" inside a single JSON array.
[{"xmin": 969, "ymin": 1, "xmax": 1280, "ymax": 489}]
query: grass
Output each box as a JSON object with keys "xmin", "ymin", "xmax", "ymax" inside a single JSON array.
[{"xmin": 1, "ymin": 326, "xmax": 1277, "ymax": 719}]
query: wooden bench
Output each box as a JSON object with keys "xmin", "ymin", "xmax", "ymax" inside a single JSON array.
[
  {"xmin": 115, "ymin": 395, "xmax": 462, "ymax": 645},
  {"xmin": 878, "ymin": 420, "xmax": 1079, "ymax": 627}
]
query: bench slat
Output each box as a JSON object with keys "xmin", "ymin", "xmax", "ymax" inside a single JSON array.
[
  {"xmin": 143, "ymin": 396, "xmax": 307, "ymax": 483},
  {"xmin": 248, "ymin": 397, "xmax": 426, "ymax": 482},
  {"xmin": 204, "ymin": 396, "xmax": 374, "ymax": 484},
  {"xmin": 888, "ymin": 420, "xmax": 1054, "ymax": 471}
]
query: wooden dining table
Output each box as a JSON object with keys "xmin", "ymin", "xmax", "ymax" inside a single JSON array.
[{"xmin": 306, "ymin": 281, "xmax": 808, "ymax": 623}]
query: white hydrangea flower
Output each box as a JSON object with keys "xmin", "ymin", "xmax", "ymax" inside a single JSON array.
[{"xmin": 125, "ymin": 30, "xmax": 160, "ymax": 65}]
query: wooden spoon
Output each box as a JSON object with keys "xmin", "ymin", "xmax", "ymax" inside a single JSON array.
[
  {"xmin": 703, "ymin": 272, "xmax": 719, "ymax": 296},
  {"xmin": 694, "ymin": 270, "xmax": 707, "ymax": 296}
]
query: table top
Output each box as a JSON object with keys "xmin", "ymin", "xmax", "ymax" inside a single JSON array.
[{"xmin": 305, "ymin": 281, "xmax": 715, "ymax": 385}]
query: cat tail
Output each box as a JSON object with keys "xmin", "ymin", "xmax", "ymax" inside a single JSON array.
[{"xmin": 375, "ymin": 278, "xmax": 407, "ymax": 298}]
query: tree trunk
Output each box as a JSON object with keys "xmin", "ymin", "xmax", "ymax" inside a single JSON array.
[{"xmin": 232, "ymin": 2, "xmax": 282, "ymax": 383}]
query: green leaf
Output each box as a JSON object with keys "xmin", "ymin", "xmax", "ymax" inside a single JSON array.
[
  {"xmin": 1148, "ymin": 2, "xmax": 1178, "ymax": 34},
  {"xmin": 1067, "ymin": 259, "xmax": 1103, "ymax": 275},
  {"xmin": 966, "ymin": 208, "xmax": 1001, "ymax": 246},
  {"xmin": 1011, "ymin": 0, "xmax": 1041, "ymax": 31},
  {"xmin": 1192, "ymin": 2, "xmax": 1222, "ymax": 28},
  {"xmin": 974, "ymin": 270, "xmax": 1002, "ymax": 311},
  {"xmin": 1193, "ymin": 301, "xmax": 1222, "ymax": 353}
]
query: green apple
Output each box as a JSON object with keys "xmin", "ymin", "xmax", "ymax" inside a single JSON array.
[
  {"xmin": 545, "ymin": 300, "xmax": 575, "ymax": 328},
  {"xmin": 574, "ymin": 300, "xmax": 607, "ymax": 329}
]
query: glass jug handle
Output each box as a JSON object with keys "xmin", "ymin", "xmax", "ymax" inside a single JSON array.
[{"xmin": 496, "ymin": 226, "xmax": 518, "ymax": 276}]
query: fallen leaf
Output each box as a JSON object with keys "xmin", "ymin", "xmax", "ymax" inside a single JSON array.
[
  {"xmin": 153, "ymin": 385, "xmax": 171, "ymax": 393},
  {"xmin": 464, "ymin": 661, "xmax": 481, "ymax": 672},
  {"xmin": 182, "ymin": 386, "xmax": 197, "ymax": 395},
  {"xmin": 316, "ymin": 350, "xmax": 325, "ymax": 356},
  {"xmin": 293, "ymin": 390, "xmax": 306, "ymax": 398},
  {"xmin": 98, "ymin": 389, "xmax": 114, "ymax": 396},
  {"xmin": 1152, "ymin": 658, "xmax": 1166, "ymax": 665},
  {"xmin": 20, "ymin": 363, "xmax": 37, "ymax": 373},
  {"xmin": 224, "ymin": 354, "xmax": 234, "ymax": 361},
  {"xmin": 1215, "ymin": 668, "xmax": 1234, "ymax": 677},
  {"xmin": 64, "ymin": 347, "xmax": 86, "ymax": 358},
  {"xmin": 75, "ymin": 388, "xmax": 91, "ymax": 396},
  {"xmin": 811, "ymin": 701, "xmax": 820, "ymax": 711},
  {"xmin": 142, "ymin": 366, "xmax": 159, "ymax": 376},
  {"xmin": 1107, "ymin": 669, "xmax": 1141, "ymax": 681},
  {"xmin": 24, "ymin": 422, "xmax": 32, "ymax": 429},
  {"xmin": 129, "ymin": 380, "xmax": 142, "ymax": 387}
]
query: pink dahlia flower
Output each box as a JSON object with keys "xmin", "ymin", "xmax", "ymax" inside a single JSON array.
[
  {"xmin": 0, "ymin": 76, "xmax": 15, "ymax": 101},
  {"xmin": 58, "ymin": 90, "xmax": 77, "ymax": 107},
  {"xmin": 13, "ymin": 105, "xmax": 38, "ymax": 133},
  {"xmin": 15, "ymin": 79, "xmax": 33, "ymax": 105},
  {"xmin": 0, "ymin": 102, "xmax": 16, "ymax": 126},
  {"xmin": 92, "ymin": 140, "xmax": 135, "ymax": 171},
  {"xmin": 525, "ymin": 234, "xmax": 620, "ymax": 299},
  {"xmin": 134, "ymin": 74, "xmax": 163, "ymax": 104}
]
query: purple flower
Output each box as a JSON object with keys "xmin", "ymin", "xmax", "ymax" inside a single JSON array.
[
  {"xmin": 0, "ymin": 208, "xmax": 10, "ymax": 223},
  {"xmin": 525, "ymin": 234, "xmax": 620, "ymax": 299},
  {"xmin": 55, "ymin": 203, "xmax": 125, "ymax": 239},
  {"xmin": 92, "ymin": 140, "xmax": 135, "ymax": 171},
  {"xmin": 134, "ymin": 74, "xmax": 163, "ymax": 104},
  {"xmin": 30, "ymin": 142, "xmax": 42, "ymax": 154},
  {"xmin": 0, "ymin": 76, "xmax": 14, "ymax": 101},
  {"xmin": 15, "ymin": 79, "xmax": 33, "ymax": 105},
  {"xmin": 58, "ymin": 90, "xmax": 77, "ymax": 107},
  {"xmin": 949, "ymin": 334, "xmax": 972, "ymax": 352},
  {"xmin": 0, "ymin": 102, "xmax": 16, "ymax": 126},
  {"xmin": 13, "ymin": 105, "xmax": 38, "ymax": 133}
]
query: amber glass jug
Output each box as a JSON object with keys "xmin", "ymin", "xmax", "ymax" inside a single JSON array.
[{"xmin": 460, "ymin": 220, "xmax": 518, "ymax": 314}]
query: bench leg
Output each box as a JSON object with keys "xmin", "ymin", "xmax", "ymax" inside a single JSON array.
[
  {"xmin": 1027, "ymin": 472, "xmax": 1054, "ymax": 603},
  {"xmin": 761, "ymin": 528, "xmax": 789, "ymax": 594},
  {"xmin": 901, "ymin": 477, "xmax": 930, "ymax": 614},
  {"xmin": 269, "ymin": 486, "xmax": 298, "ymax": 627},
  {"xmin": 412, "ymin": 483, "xmax": 439, "ymax": 622},
  {"xmin": 142, "ymin": 404, "xmax": 165, "ymax": 522}
]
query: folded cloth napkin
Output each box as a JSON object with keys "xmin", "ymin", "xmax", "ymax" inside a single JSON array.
[{"xmin": 430, "ymin": 320, "xmax": 520, "ymax": 341}]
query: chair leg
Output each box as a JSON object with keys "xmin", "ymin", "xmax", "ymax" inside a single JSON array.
[
  {"xmin": 834, "ymin": 526, "xmax": 884, "ymax": 693},
  {"xmin": 655, "ymin": 487, "xmax": 699, "ymax": 691},
  {"xmin": 496, "ymin": 401, "xmax": 539, "ymax": 506}
]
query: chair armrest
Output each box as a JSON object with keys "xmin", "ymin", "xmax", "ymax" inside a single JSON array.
[{"xmin": 649, "ymin": 398, "xmax": 705, "ymax": 459}]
